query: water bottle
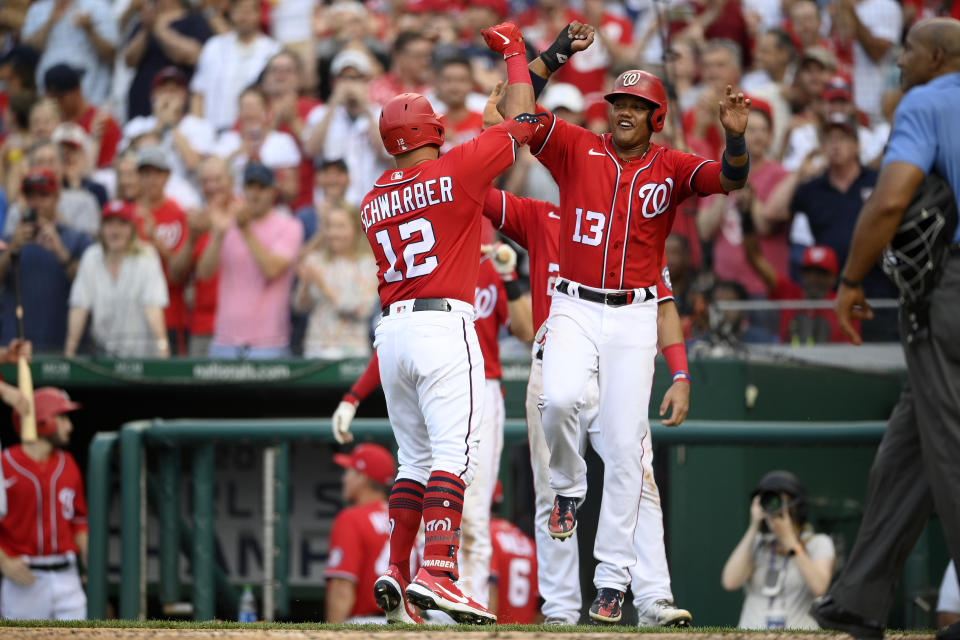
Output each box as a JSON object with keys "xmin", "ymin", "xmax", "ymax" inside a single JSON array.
[{"xmin": 238, "ymin": 585, "xmax": 257, "ymax": 622}]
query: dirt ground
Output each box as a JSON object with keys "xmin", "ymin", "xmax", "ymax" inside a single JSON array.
[{"xmin": 0, "ymin": 631, "xmax": 933, "ymax": 640}]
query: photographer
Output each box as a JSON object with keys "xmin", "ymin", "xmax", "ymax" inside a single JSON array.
[{"xmin": 721, "ymin": 471, "xmax": 835, "ymax": 629}]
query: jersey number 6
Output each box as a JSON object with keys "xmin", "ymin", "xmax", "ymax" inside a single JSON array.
[{"xmin": 374, "ymin": 217, "xmax": 439, "ymax": 282}]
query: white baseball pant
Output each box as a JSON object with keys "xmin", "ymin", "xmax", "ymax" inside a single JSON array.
[
  {"xmin": 539, "ymin": 284, "xmax": 659, "ymax": 591},
  {"xmin": 527, "ymin": 351, "xmax": 674, "ymax": 621},
  {"xmin": 374, "ymin": 299, "xmax": 484, "ymax": 488},
  {"xmin": 458, "ymin": 378, "xmax": 505, "ymax": 606},
  {"xmin": 0, "ymin": 556, "xmax": 86, "ymax": 620}
]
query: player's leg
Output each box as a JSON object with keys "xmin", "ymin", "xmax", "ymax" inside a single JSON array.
[
  {"xmin": 527, "ymin": 355, "xmax": 581, "ymax": 624},
  {"xmin": 540, "ymin": 294, "xmax": 599, "ymax": 533},
  {"xmin": 817, "ymin": 386, "xmax": 931, "ymax": 629},
  {"xmin": 590, "ymin": 301, "xmax": 658, "ymax": 623},
  {"xmin": 1, "ymin": 572, "xmax": 55, "ymax": 619},
  {"xmin": 373, "ymin": 317, "xmax": 431, "ymax": 624},
  {"xmin": 458, "ymin": 379, "xmax": 504, "ymax": 606},
  {"xmin": 53, "ymin": 566, "xmax": 88, "ymax": 620},
  {"xmin": 405, "ymin": 310, "xmax": 494, "ymax": 624}
]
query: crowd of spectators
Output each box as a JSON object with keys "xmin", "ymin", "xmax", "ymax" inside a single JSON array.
[{"xmin": 0, "ymin": 0, "xmax": 942, "ymax": 358}]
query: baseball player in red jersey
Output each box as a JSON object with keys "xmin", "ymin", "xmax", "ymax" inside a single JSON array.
[
  {"xmin": 325, "ymin": 444, "xmax": 409, "ymax": 623},
  {"xmin": 329, "ymin": 250, "xmax": 532, "ymax": 611},
  {"xmin": 481, "ymin": 184, "xmax": 691, "ymax": 626},
  {"xmin": 0, "ymin": 388, "xmax": 87, "ymax": 620},
  {"xmin": 488, "ymin": 481, "xmax": 539, "ymax": 625},
  {"xmin": 363, "ymin": 21, "xmax": 546, "ymax": 625},
  {"xmin": 529, "ymin": 69, "xmax": 750, "ymax": 622}
]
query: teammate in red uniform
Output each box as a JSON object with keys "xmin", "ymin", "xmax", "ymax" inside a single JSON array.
[
  {"xmin": 363, "ymin": 21, "xmax": 546, "ymax": 625},
  {"xmin": 325, "ymin": 444, "xmax": 404, "ymax": 623},
  {"xmin": 0, "ymin": 388, "xmax": 87, "ymax": 620},
  {"xmin": 488, "ymin": 482, "xmax": 539, "ymax": 625},
  {"xmin": 531, "ymin": 69, "xmax": 750, "ymax": 622}
]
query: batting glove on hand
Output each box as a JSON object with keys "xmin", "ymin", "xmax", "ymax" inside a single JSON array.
[
  {"xmin": 482, "ymin": 22, "xmax": 525, "ymax": 59},
  {"xmin": 492, "ymin": 243, "xmax": 518, "ymax": 281},
  {"xmin": 332, "ymin": 399, "xmax": 357, "ymax": 444}
]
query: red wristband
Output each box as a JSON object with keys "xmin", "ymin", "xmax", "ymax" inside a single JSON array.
[
  {"xmin": 663, "ymin": 343, "xmax": 689, "ymax": 381},
  {"xmin": 342, "ymin": 392, "xmax": 360, "ymax": 407},
  {"xmin": 506, "ymin": 54, "xmax": 532, "ymax": 86}
]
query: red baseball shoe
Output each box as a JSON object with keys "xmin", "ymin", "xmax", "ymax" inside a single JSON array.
[
  {"xmin": 589, "ymin": 587, "xmax": 625, "ymax": 623},
  {"xmin": 405, "ymin": 568, "xmax": 496, "ymax": 625},
  {"xmin": 549, "ymin": 495, "xmax": 579, "ymax": 539},
  {"xmin": 373, "ymin": 564, "xmax": 424, "ymax": 624}
]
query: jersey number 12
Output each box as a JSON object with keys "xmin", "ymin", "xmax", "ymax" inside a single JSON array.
[{"xmin": 374, "ymin": 217, "xmax": 438, "ymax": 282}]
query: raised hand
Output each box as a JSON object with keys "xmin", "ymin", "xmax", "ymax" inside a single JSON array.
[
  {"xmin": 568, "ymin": 21, "xmax": 595, "ymax": 53},
  {"xmin": 482, "ymin": 81, "xmax": 506, "ymax": 129},
  {"xmin": 718, "ymin": 85, "xmax": 750, "ymax": 137},
  {"xmin": 482, "ymin": 22, "xmax": 525, "ymax": 59}
]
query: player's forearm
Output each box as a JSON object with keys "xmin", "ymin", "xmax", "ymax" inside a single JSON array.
[
  {"xmin": 656, "ymin": 302, "xmax": 685, "ymax": 351},
  {"xmin": 507, "ymin": 294, "xmax": 534, "ymax": 343},
  {"xmin": 74, "ymin": 530, "xmax": 89, "ymax": 567}
]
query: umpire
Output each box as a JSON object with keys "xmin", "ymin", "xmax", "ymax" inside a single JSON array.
[{"xmin": 814, "ymin": 17, "xmax": 960, "ymax": 640}]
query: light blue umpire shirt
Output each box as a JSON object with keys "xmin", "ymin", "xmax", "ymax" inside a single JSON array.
[{"xmin": 882, "ymin": 72, "xmax": 960, "ymax": 243}]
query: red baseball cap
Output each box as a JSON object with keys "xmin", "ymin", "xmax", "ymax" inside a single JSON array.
[
  {"xmin": 749, "ymin": 97, "xmax": 773, "ymax": 128},
  {"xmin": 22, "ymin": 168, "xmax": 58, "ymax": 195},
  {"xmin": 801, "ymin": 245, "xmax": 838, "ymax": 275},
  {"xmin": 822, "ymin": 74, "xmax": 853, "ymax": 102},
  {"xmin": 102, "ymin": 199, "xmax": 137, "ymax": 223},
  {"xmin": 152, "ymin": 66, "xmax": 188, "ymax": 91},
  {"xmin": 333, "ymin": 443, "xmax": 396, "ymax": 486}
]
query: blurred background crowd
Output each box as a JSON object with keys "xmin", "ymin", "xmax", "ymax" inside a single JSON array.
[{"xmin": 0, "ymin": 0, "xmax": 944, "ymax": 358}]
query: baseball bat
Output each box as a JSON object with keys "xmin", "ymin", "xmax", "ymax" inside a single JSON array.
[{"xmin": 11, "ymin": 253, "xmax": 36, "ymax": 442}]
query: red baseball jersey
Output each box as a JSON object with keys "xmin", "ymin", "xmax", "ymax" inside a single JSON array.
[
  {"xmin": 0, "ymin": 447, "xmax": 88, "ymax": 557},
  {"xmin": 489, "ymin": 517, "xmax": 538, "ymax": 624},
  {"xmin": 474, "ymin": 256, "xmax": 508, "ymax": 380},
  {"xmin": 483, "ymin": 189, "xmax": 675, "ymax": 332},
  {"xmin": 325, "ymin": 500, "xmax": 392, "ymax": 618},
  {"xmin": 530, "ymin": 112, "xmax": 725, "ymax": 290},
  {"xmin": 360, "ymin": 122, "xmax": 519, "ymax": 307},
  {"xmin": 136, "ymin": 199, "xmax": 188, "ymax": 330}
]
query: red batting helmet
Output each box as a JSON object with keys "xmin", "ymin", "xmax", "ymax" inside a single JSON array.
[
  {"xmin": 379, "ymin": 93, "xmax": 445, "ymax": 156},
  {"xmin": 12, "ymin": 387, "xmax": 81, "ymax": 437},
  {"xmin": 604, "ymin": 70, "xmax": 668, "ymax": 133}
]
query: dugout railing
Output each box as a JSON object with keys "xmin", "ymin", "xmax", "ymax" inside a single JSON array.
[{"xmin": 87, "ymin": 417, "xmax": 900, "ymax": 623}]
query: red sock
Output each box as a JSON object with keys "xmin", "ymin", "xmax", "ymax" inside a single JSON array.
[
  {"xmin": 422, "ymin": 470, "xmax": 466, "ymax": 579},
  {"xmin": 388, "ymin": 478, "xmax": 424, "ymax": 581}
]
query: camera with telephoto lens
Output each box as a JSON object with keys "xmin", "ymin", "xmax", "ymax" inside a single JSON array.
[{"xmin": 759, "ymin": 490, "xmax": 789, "ymax": 515}]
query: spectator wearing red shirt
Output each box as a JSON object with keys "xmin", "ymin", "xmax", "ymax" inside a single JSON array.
[
  {"xmin": 489, "ymin": 482, "xmax": 539, "ymax": 625},
  {"xmin": 742, "ymin": 209, "xmax": 850, "ymax": 344},
  {"xmin": 168, "ymin": 156, "xmax": 233, "ymax": 357},
  {"xmin": 325, "ymin": 443, "xmax": 403, "ymax": 623},
  {"xmin": 367, "ymin": 31, "xmax": 433, "ymax": 107},
  {"xmin": 436, "ymin": 55, "xmax": 483, "ymax": 152},
  {"xmin": 134, "ymin": 146, "xmax": 189, "ymax": 354},
  {"xmin": 42, "ymin": 64, "xmax": 120, "ymax": 169},
  {"xmin": 263, "ymin": 49, "xmax": 321, "ymax": 210}
]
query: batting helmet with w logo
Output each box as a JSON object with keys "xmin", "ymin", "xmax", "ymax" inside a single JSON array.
[{"xmin": 604, "ymin": 70, "xmax": 668, "ymax": 132}]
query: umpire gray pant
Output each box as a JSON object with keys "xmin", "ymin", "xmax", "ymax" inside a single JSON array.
[{"xmin": 828, "ymin": 253, "xmax": 960, "ymax": 624}]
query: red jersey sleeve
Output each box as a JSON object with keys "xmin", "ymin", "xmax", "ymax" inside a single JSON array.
[
  {"xmin": 325, "ymin": 510, "xmax": 363, "ymax": 582},
  {"xmin": 483, "ymin": 189, "xmax": 540, "ymax": 250},
  {"xmin": 70, "ymin": 457, "xmax": 89, "ymax": 534},
  {"xmin": 656, "ymin": 253, "xmax": 674, "ymax": 303},
  {"xmin": 443, "ymin": 123, "xmax": 519, "ymax": 202},
  {"xmin": 668, "ymin": 149, "xmax": 724, "ymax": 201},
  {"xmin": 349, "ymin": 351, "xmax": 382, "ymax": 403}
]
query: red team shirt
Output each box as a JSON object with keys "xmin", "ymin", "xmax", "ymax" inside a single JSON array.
[
  {"xmin": 530, "ymin": 113, "xmax": 724, "ymax": 291},
  {"xmin": 325, "ymin": 500, "xmax": 392, "ymax": 618},
  {"xmin": 0, "ymin": 447, "xmax": 88, "ymax": 557},
  {"xmin": 77, "ymin": 106, "xmax": 122, "ymax": 169},
  {"xmin": 489, "ymin": 517, "xmax": 538, "ymax": 624},
  {"xmin": 482, "ymin": 189, "xmax": 674, "ymax": 333},
  {"xmin": 360, "ymin": 122, "xmax": 521, "ymax": 307},
  {"xmin": 136, "ymin": 199, "xmax": 188, "ymax": 330},
  {"xmin": 474, "ymin": 257, "xmax": 509, "ymax": 380}
]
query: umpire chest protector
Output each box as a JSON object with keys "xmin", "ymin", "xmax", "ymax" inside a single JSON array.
[{"xmin": 882, "ymin": 172, "xmax": 959, "ymax": 308}]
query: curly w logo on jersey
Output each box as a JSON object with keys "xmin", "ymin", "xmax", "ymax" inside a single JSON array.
[{"xmin": 639, "ymin": 179, "xmax": 675, "ymax": 219}]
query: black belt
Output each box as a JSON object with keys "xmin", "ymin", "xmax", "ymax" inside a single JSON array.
[
  {"xmin": 555, "ymin": 280, "xmax": 654, "ymax": 307},
  {"xmin": 28, "ymin": 561, "xmax": 71, "ymax": 572},
  {"xmin": 381, "ymin": 298, "xmax": 452, "ymax": 316}
]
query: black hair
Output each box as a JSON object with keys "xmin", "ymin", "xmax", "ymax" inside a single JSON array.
[
  {"xmin": 394, "ymin": 31, "xmax": 429, "ymax": 55},
  {"xmin": 437, "ymin": 54, "xmax": 472, "ymax": 75}
]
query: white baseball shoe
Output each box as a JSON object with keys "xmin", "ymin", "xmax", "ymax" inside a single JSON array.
[{"xmin": 637, "ymin": 599, "xmax": 692, "ymax": 627}]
